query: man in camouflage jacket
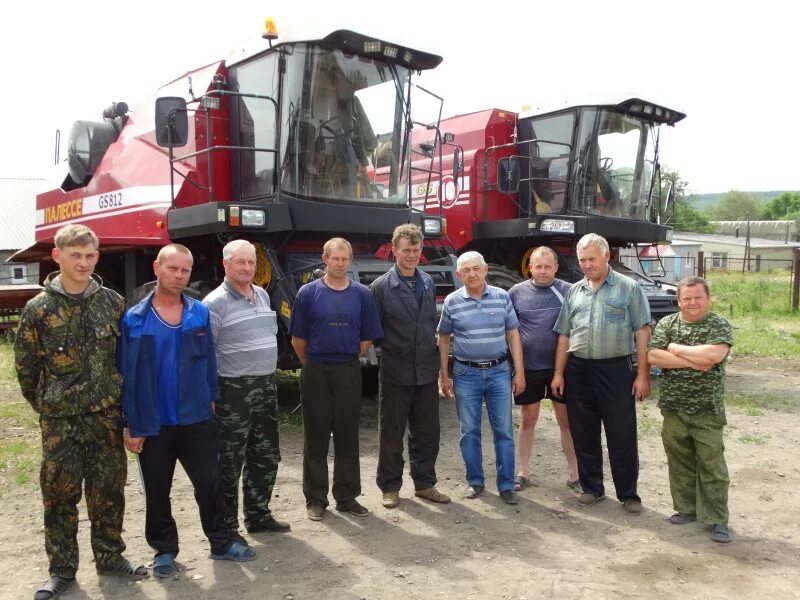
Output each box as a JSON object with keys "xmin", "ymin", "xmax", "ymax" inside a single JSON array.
[
  {"xmin": 648, "ymin": 276, "xmax": 734, "ymax": 544},
  {"xmin": 14, "ymin": 224, "xmax": 146, "ymax": 600}
]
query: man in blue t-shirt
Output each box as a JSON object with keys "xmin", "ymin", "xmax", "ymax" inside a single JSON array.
[
  {"xmin": 289, "ymin": 238, "xmax": 383, "ymax": 521},
  {"xmin": 508, "ymin": 246, "xmax": 578, "ymax": 493}
]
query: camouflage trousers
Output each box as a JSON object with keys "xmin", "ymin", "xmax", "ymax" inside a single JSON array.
[
  {"xmin": 216, "ymin": 374, "xmax": 281, "ymax": 531},
  {"xmin": 40, "ymin": 411, "xmax": 127, "ymax": 578},
  {"xmin": 661, "ymin": 409, "xmax": 730, "ymax": 525}
]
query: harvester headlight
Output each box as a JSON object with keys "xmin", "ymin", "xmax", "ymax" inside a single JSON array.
[
  {"xmin": 539, "ymin": 218, "xmax": 575, "ymax": 233},
  {"xmin": 383, "ymin": 46, "xmax": 398, "ymax": 59},
  {"xmin": 241, "ymin": 208, "xmax": 266, "ymax": 227},
  {"xmin": 364, "ymin": 41, "xmax": 381, "ymax": 53},
  {"xmin": 423, "ymin": 218, "xmax": 441, "ymax": 235}
]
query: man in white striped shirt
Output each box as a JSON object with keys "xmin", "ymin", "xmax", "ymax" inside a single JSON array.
[{"xmin": 203, "ymin": 240, "xmax": 289, "ymax": 544}]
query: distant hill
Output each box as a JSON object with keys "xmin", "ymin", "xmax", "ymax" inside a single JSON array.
[{"xmin": 692, "ymin": 190, "xmax": 790, "ymax": 211}]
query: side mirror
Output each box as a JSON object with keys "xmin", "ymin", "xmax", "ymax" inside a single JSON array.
[
  {"xmin": 497, "ymin": 157, "xmax": 520, "ymax": 194},
  {"xmin": 453, "ymin": 147, "xmax": 463, "ymax": 182},
  {"xmin": 155, "ymin": 97, "xmax": 188, "ymax": 148}
]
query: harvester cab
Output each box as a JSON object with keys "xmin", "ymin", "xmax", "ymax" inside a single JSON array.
[{"xmin": 428, "ymin": 98, "xmax": 686, "ymax": 318}]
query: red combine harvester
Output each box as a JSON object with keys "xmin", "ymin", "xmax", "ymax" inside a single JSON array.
[
  {"xmin": 13, "ymin": 23, "xmax": 458, "ymax": 367},
  {"xmin": 412, "ymin": 98, "xmax": 686, "ymax": 318}
]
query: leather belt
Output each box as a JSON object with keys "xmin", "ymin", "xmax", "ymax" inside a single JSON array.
[{"xmin": 456, "ymin": 357, "xmax": 508, "ymax": 369}]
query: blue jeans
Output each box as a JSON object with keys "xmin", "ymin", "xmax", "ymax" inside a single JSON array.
[{"xmin": 453, "ymin": 361, "xmax": 515, "ymax": 492}]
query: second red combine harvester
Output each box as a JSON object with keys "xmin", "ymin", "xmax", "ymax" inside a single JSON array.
[{"xmin": 412, "ymin": 98, "xmax": 685, "ymax": 318}]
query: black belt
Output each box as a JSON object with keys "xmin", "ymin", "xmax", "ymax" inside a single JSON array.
[{"xmin": 456, "ymin": 357, "xmax": 507, "ymax": 369}]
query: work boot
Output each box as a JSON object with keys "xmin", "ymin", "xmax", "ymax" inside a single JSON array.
[{"xmin": 414, "ymin": 487, "xmax": 451, "ymax": 504}]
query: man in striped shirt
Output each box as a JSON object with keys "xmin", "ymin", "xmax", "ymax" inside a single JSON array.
[
  {"xmin": 437, "ymin": 251, "xmax": 526, "ymax": 505},
  {"xmin": 203, "ymin": 240, "xmax": 289, "ymax": 544}
]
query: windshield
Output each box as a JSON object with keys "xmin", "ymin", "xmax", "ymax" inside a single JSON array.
[
  {"xmin": 571, "ymin": 109, "xmax": 655, "ymax": 220},
  {"xmin": 280, "ymin": 44, "xmax": 410, "ymax": 205}
]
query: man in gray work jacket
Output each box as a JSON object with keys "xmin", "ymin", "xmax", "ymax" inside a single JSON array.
[{"xmin": 370, "ymin": 224, "xmax": 451, "ymax": 508}]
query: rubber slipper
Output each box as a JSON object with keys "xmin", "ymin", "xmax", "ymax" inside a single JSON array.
[
  {"xmin": 97, "ymin": 556, "xmax": 148, "ymax": 579},
  {"xmin": 209, "ymin": 541, "xmax": 257, "ymax": 562},
  {"xmin": 514, "ymin": 476, "xmax": 533, "ymax": 491},
  {"xmin": 34, "ymin": 576, "xmax": 74, "ymax": 600},
  {"xmin": 152, "ymin": 553, "xmax": 175, "ymax": 578},
  {"xmin": 669, "ymin": 512, "xmax": 697, "ymax": 525},
  {"xmin": 711, "ymin": 523, "xmax": 732, "ymax": 543}
]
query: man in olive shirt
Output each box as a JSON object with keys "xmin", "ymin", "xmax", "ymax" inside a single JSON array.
[
  {"xmin": 648, "ymin": 276, "xmax": 733, "ymax": 543},
  {"xmin": 552, "ymin": 234, "xmax": 651, "ymax": 515}
]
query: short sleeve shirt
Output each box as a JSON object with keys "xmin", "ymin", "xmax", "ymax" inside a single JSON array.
[
  {"xmin": 648, "ymin": 311, "xmax": 733, "ymax": 414},
  {"xmin": 509, "ymin": 278, "xmax": 572, "ymax": 371},
  {"xmin": 437, "ymin": 284, "xmax": 519, "ymax": 362},
  {"xmin": 288, "ymin": 278, "xmax": 383, "ymax": 364},
  {"xmin": 553, "ymin": 268, "xmax": 651, "ymax": 359}
]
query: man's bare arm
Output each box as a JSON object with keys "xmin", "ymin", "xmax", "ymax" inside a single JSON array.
[
  {"xmin": 437, "ymin": 333, "xmax": 454, "ymax": 400},
  {"xmin": 550, "ymin": 335, "xmax": 570, "ymax": 397},
  {"xmin": 648, "ymin": 348, "xmax": 693, "ymax": 369},
  {"xmin": 291, "ymin": 336, "xmax": 308, "ymax": 364},
  {"xmin": 505, "ymin": 328, "xmax": 526, "ymax": 396},
  {"xmin": 632, "ymin": 325, "xmax": 651, "ymax": 400},
  {"xmin": 668, "ymin": 343, "xmax": 730, "ymax": 367}
]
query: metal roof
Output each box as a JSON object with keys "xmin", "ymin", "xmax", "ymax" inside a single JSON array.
[
  {"xmin": 0, "ymin": 178, "xmax": 43, "ymax": 251},
  {"xmin": 674, "ymin": 231, "xmax": 800, "ymax": 250}
]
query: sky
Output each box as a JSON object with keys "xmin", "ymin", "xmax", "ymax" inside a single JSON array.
[{"xmin": 1, "ymin": 0, "xmax": 797, "ymax": 194}]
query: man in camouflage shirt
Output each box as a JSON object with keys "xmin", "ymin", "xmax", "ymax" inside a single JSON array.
[
  {"xmin": 14, "ymin": 224, "xmax": 146, "ymax": 600},
  {"xmin": 648, "ymin": 276, "xmax": 734, "ymax": 543}
]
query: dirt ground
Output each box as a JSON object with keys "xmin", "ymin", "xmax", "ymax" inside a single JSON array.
[{"xmin": 1, "ymin": 355, "xmax": 799, "ymax": 600}]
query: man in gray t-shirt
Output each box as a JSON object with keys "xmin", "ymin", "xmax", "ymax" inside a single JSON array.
[
  {"xmin": 203, "ymin": 240, "xmax": 289, "ymax": 542},
  {"xmin": 508, "ymin": 246, "xmax": 578, "ymax": 493}
]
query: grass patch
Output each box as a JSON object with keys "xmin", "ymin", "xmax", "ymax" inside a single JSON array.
[
  {"xmin": 0, "ymin": 438, "xmax": 40, "ymax": 489},
  {"xmin": 0, "ymin": 339, "xmax": 16, "ymax": 382},
  {"xmin": 705, "ymin": 272, "xmax": 800, "ymax": 358},
  {"xmin": 0, "ymin": 399, "xmax": 39, "ymax": 429},
  {"xmin": 738, "ymin": 433, "xmax": 768, "ymax": 445},
  {"xmin": 726, "ymin": 392, "xmax": 795, "ymax": 414},
  {"xmin": 638, "ymin": 414, "xmax": 660, "ymax": 436}
]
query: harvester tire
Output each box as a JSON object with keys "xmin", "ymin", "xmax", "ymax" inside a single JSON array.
[{"xmin": 485, "ymin": 263, "xmax": 525, "ymax": 291}]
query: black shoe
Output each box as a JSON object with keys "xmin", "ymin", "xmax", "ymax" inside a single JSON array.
[
  {"xmin": 336, "ymin": 499, "xmax": 369, "ymax": 517},
  {"xmin": 464, "ymin": 484, "xmax": 485, "ymax": 499},
  {"xmin": 500, "ymin": 489, "xmax": 520, "ymax": 505},
  {"xmin": 246, "ymin": 516, "xmax": 291, "ymax": 533},
  {"xmin": 307, "ymin": 502, "xmax": 325, "ymax": 521}
]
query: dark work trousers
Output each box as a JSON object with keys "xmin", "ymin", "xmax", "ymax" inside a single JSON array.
[
  {"xmin": 565, "ymin": 355, "xmax": 640, "ymax": 502},
  {"xmin": 376, "ymin": 380, "xmax": 440, "ymax": 493},
  {"xmin": 137, "ymin": 418, "xmax": 232, "ymax": 557},
  {"xmin": 300, "ymin": 358, "xmax": 363, "ymax": 507}
]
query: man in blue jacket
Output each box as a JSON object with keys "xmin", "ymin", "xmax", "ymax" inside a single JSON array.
[{"xmin": 119, "ymin": 244, "xmax": 255, "ymax": 578}]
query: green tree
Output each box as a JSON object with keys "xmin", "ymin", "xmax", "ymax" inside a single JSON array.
[
  {"xmin": 762, "ymin": 191, "xmax": 800, "ymax": 219},
  {"xmin": 711, "ymin": 190, "xmax": 764, "ymax": 220},
  {"xmin": 659, "ymin": 167, "xmax": 715, "ymax": 233}
]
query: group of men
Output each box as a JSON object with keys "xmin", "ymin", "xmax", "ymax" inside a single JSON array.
[{"xmin": 14, "ymin": 223, "xmax": 734, "ymax": 600}]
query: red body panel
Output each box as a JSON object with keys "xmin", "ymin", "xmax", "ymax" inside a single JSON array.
[
  {"xmin": 411, "ymin": 109, "xmax": 518, "ymax": 252},
  {"xmin": 33, "ymin": 62, "xmax": 231, "ymax": 248}
]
